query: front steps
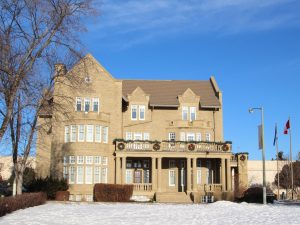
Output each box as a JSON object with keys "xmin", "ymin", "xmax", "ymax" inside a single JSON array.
[{"xmin": 155, "ymin": 192, "xmax": 193, "ymax": 203}]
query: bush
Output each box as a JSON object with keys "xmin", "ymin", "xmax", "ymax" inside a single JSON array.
[
  {"xmin": 55, "ymin": 191, "xmax": 70, "ymax": 201},
  {"xmin": 0, "ymin": 192, "xmax": 47, "ymax": 217},
  {"xmin": 26, "ymin": 177, "xmax": 68, "ymax": 200},
  {"xmin": 94, "ymin": 184, "xmax": 133, "ymax": 202},
  {"xmin": 238, "ymin": 186, "xmax": 276, "ymax": 204}
]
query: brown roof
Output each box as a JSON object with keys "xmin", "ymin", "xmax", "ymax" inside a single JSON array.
[{"xmin": 122, "ymin": 80, "xmax": 221, "ymax": 108}]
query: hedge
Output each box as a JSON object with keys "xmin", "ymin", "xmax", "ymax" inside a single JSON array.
[
  {"xmin": 0, "ymin": 192, "xmax": 47, "ymax": 217},
  {"xmin": 94, "ymin": 184, "xmax": 133, "ymax": 202}
]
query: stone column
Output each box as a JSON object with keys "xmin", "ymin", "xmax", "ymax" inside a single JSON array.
[
  {"xmin": 226, "ymin": 158, "xmax": 231, "ymax": 191},
  {"xmin": 221, "ymin": 158, "xmax": 226, "ymax": 191},
  {"xmin": 187, "ymin": 158, "xmax": 191, "ymax": 192},
  {"xmin": 116, "ymin": 157, "xmax": 121, "ymax": 184},
  {"xmin": 121, "ymin": 157, "xmax": 127, "ymax": 184},
  {"xmin": 157, "ymin": 157, "xmax": 162, "ymax": 192},
  {"xmin": 152, "ymin": 157, "xmax": 157, "ymax": 191},
  {"xmin": 192, "ymin": 158, "xmax": 197, "ymax": 191}
]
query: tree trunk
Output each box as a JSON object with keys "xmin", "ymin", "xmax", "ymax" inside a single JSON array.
[{"xmin": 16, "ymin": 170, "xmax": 24, "ymax": 195}]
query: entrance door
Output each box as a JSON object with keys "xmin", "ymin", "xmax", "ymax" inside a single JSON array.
[
  {"xmin": 134, "ymin": 170, "xmax": 142, "ymax": 183},
  {"xmin": 179, "ymin": 160, "xmax": 186, "ymax": 192}
]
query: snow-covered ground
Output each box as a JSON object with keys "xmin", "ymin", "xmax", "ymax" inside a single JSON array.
[{"xmin": 1, "ymin": 201, "xmax": 300, "ymax": 225}]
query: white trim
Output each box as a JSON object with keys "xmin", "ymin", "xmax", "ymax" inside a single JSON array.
[
  {"xmin": 197, "ymin": 169, "xmax": 202, "ymax": 184},
  {"xmin": 126, "ymin": 170, "xmax": 133, "ymax": 184},
  {"xmin": 196, "ymin": 133, "xmax": 202, "ymax": 142},
  {"xmin": 101, "ymin": 167, "xmax": 108, "ymax": 183},
  {"xmin": 143, "ymin": 132, "xmax": 150, "ymax": 141},
  {"xmin": 169, "ymin": 170, "xmax": 176, "ymax": 186},
  {"xmin": 139, "ymin": 105, "xmax": 145, "ymax": 120},
  {"xmin": 76, "ymin": 166, "xmax": 84, "ymax": 184},
  {"xmin": 126, "ymin": 132, "xmax": 132, "ymax": 140},
  {"xmin": 94, "ymin": 156, "xmax": 101, "ymax": 165},
  {"xmin": 86, "ymin": 125, "xmax": 94, "ymax": 142},
  {"xmin": 69, "ymin": 156, "xmax": 75, "ymax": 164},
  {"xmin": 78, "ymin": 125, "xmax": 85, "ymax": 142},
  {"xmin": 77, "ymin": 156, "xmax": 84, "ymax": 164},
  {"xmin": 70, "ymin": 125, "xmax": 77, "ymax": 142},
  {"xmin": 92, "ymin": 97, "xmax": 99, "ymax": 112},
  {"xmin": 64, "ymin": 126, "xmax": 70, "ymax": 143},
  {"xmin": 84, "ymin": 97, "xmax": 90, "ymax": 112},
  {"xmin": 94, "ymin": 166, "xmax": 101, "ymax": 183},
  {"xmin": 190, "ymin": 106, "xmax": 196, "ymax": 121},
  {"xmin": 102, "ymin": 156, "xmax": 108, "ymax": 166},
  {"xmin": 206, "ymin": 132, "xmax": 211, "ymax": 142},
  {"xmin": 182, "ymin": 106, "xmax": 188, "ymax": 121},
  {"xmin": 131, "ymin": 105, "xmax": 138, "ymax": 120},
  {"xmin": 86, "ymin": 156, "xmax": 93, "ymax": 164},
  {"xmin": 186, "ymin": 133, "xmax": 195, "ymax": 141},
  {"xmin": 85, "ymin": 166, "xmax": 93, "ymax": 184},
  {"xmin": 103, "ymin": 127, "xmax": 108, "ymax": 143},
  {"xmin": 95, "ymin": 125, "xmax": 102, "ymax": 142},
  {"xmin": 69, "ymin": 166, "xmax": 75, "ymax": 184}
]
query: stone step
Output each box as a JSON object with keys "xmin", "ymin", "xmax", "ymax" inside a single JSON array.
[{"xmin": 156, "ymin": 192, "xmax": 193, "ymax": 203}]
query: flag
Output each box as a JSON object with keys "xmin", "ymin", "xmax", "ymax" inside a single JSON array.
[
  {"xmin": 273, "ymin": 124, "xmax": 277, "ymax": 146},
  {"xmin": 284, "ymin": 120, "xmax": 290, "ymax": 134}
]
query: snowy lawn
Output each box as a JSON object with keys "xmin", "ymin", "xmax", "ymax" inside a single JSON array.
[{"xmin": 1, "ymin": 201, "xmax": 300, "ymax": 225}]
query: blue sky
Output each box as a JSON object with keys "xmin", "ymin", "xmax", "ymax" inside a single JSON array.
[{"xmin": 80, "ymin": 0, "xmax": 300, "ymax": 160}]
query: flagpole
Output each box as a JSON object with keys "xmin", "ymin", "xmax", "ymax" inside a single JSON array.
[
  {"xmin": 275, "ymin": 123, "xmax": 279, "ymax": 200},
  {"xmin": 289, "ymin": 116, "xmax": 294, "ymax": 200}
]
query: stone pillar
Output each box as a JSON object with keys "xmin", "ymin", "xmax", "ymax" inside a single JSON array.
[
  {"xmin": 221, "ymin": 158, "xmax": 226, "ymax": 191},
  {"xmin": 187, "ymin": 158, "xmax": 191, "ymax": 192},
  {"xmin": 116, "ymin": 157, "xmax": 121, "ymax": 184},
  {"xmin": 152, "ymin": 157, "xmax": 157, "ymax": 191},
  {"xmin": 192, "ymin": 158, "xmax": 197, "ymax": 191},
  {"xmin": 157, "ymin": 157, "xmax": 162, "ymax": 192},
  {"xmin": 226, "ymin": 158, "xmax": 231, "ymax": 191},
  {"xmin": 121, "ymin": 157, "xmax": 127, "ymax": 184}
]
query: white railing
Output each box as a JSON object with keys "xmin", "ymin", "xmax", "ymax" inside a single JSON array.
[
  {"xmin": 133, "ymin": 183, "xmax": 152, "ymax": 192},
  {"xmin": 198, "ymin": 184, "xmax": 223, "ymax": 192}
]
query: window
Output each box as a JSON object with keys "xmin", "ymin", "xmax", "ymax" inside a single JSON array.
[
  {"xmin": 126, "ymin": 160, "xmax": 132, "ymax": 168},
  {"xmin": 85, "ymin": 166, "xmax": 93, "ymax": 184},
  {"xmin": 65, "ymin": 126, "xmax": 70, "ymax": 142},
  {"xmin": 134, "ymin": 132, "xmax": 143, "ymax": 141},
  {"xmin": 196, "ymin": 133, "xmax": 202, "ymax": 142},
  {"xmin": 63, "ymin": 166, "xmax": 68, "ymax": 179},
  {"xmin": 92, "ymin": 98, "xmax": 99, "ymax": 112},
  {"xmin": 186, "ymin": 133, "xmax": 195, "ymax": 141},
  {"xmin": 182, "ymin": 106, "xmax": 188, "ymax": 121},
  {"xmin": 169, "ymin": 170, "xmax": 175, "ymax": 186},
  {"xmin": 197, "ymin": 159, "xmax": 202, "ymax": 168},
  {"xmin": 78, "ymin": 125, "xmax": 85, "ymax": 142},
  {"xmin": 143, "ymin": 160, "xmax": 149, "ymax": 168},
  {"xmin": 85, "ymin": 195, "xmax": 93, "ymax": 202},
  {"xmin": 63, "ymin": 156, "xmax": 68, "ymax": 165},
  {"xmin": 144, "ymin": 170, "xmax": 150, "ymax": 183},
  {"xmin": 169, "ymin": 160, "xmax": 176, "ymax": 168},
  {"xmin": 139, "ymin": 105, "xmax": 145, "ymax": 120},
  {"xmin": 86, "ymin": 156, "xmax": 93, "ymax": 164},
  {"xmin": 95, "ymin": 125, "xmax": 101, "ymax": 142},
  {"xmin": 197, "ymin": 169, "xmax": 202, "ymax": 184},
  {"xmin": 206, "ymin": 132, "xmax": 211, "ymax": 142},
  {"xmin": 190, "ymin": 107, "xmax": 196, "ymax": 121},
  {"xmin": 102, "ymin": 156, "xmax": 108, "ymax": 165},
  {"xmin": 69, "ymin": 156, "xmax": 75, "ymax": 164},
  {"xmin": 75, "ymin": 195, "xmax": 82, "ymax": 202},
  {"xmin": 94, "ymin": 166, "xmax": 101, "ymax": 183},
  {"xmin": 76, "ymin": 97, "xmax": 82, "ymax": 111},
  {"xmin": 131, "ymin": 105, "xmax": 138, "ymax": 120},
  {"xmin": 143, "ymin": 133, "xmax": 150, "ymax": 141},
  {"xmin": 70, "ymin": 125, "xmax": 77, "ymax": 142},
  {"xmin": 206, "ymin": 161, "xmax": 212, "ymax": 184},
  {"xmin": 103, "ymin": 127, "xmax": 108, "ymax": 143},
  {"xmin": 86, "ymin": 125, "xmax": 94, "ymax": 142},
  {"xmin": 101, "ymin": 168, "xmax": 108, "ymax": 183},
  {"xmin": 77, "ymin": 166, "xmax": 84, "ymax": 184},
  {"xmin": 180, "ymin": 132, "xmax": 186, "ymax": 141},
  {"xmin": 77, "ymin": 156, "xmax": 84, "ymax": 164},
  {"xmin": 94, "ymin": 156, "xmax": 101, "ymax": 165},
  {"xmin": 169, "ymin": 132, "xmax": 175, "ymax": 141},
  {"xmin": 126, "ymin": 132, "xmax": 132, "ymax": 140},
  {"xmin": 84, "ymin": 98, "xmax": 90, "ymax": 112},
  {"xmin": 69, "ymin": 166, "xmax": 75, "ymax": 184},
  {"xmin": 126, "ymin": 170, "xmax": 133, "ymax": 184}
]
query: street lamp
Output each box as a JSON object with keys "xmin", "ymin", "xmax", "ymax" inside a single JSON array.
[{"xmin": 249, "ymin": 107, "xmax": 267, "ymax": 204}]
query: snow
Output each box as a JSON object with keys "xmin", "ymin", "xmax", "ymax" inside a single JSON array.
[{"xmin": 1, "ymin": 201, "xmax": 300, "ymax": 225}]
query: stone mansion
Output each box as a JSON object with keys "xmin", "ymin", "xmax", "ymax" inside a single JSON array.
[{"xmin": 36, "ymin": 54, "xmax": 248, "ymax": 203}]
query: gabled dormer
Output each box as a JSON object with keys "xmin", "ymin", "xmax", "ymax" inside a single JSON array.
[{"xmin": 127, "ymin": 86, "xmax": 150, "ymax": 121}]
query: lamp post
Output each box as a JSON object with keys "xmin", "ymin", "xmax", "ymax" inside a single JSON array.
[{"xmin": 249, "ymin": 107, "xmax": 267, "ymax": 204}]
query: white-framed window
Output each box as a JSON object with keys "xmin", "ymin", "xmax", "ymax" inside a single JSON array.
[
  {"xmin": 196, "ymin": 133, "xmax": 202, "ymax": 142},
  {"xmin": 190, "ymin": 107, "xmax": 196, "ymax": 121},
  {"xmin": 84, "ymin": 98, "xmax": 90, "ymax": 112},
  {"xmin": 69, "ymin": 156, "xmax": 75, "ymax": 164},
  {"xmin": 63, "ymin": 166, "xmax": 68, "ymax": 179},
  {"xmin": 131, "ymin": 105, "xmax": 138, "ymax": 120},
  {"xmin": 139, "ymin": 105, "xmax": 145, "ymax": 120},
  {"xmin": 65, "ymin": 126, "xmax": 70, "ymax": 142},
  {"xmin": 78, "ymin": 125, "xmax": 85, "ymax": 142},
  {"xmin": 169, "ymin": 132, "xmax": 175, "ymax": 141},
  {"xmin": 95, "ymin": 125, "xmax": 102, "ymax": 142},
  {"xmin": 69, "ymin": 195, "xmax": 74, "ymax": 201},
  {"xmin": 86, "ymin": 156, "xmax": 93, "ymax": 164},
  {"xmin": 92, "ymin": 98, "xmax": 99, "ymax": 112},
  {"xmin": 134, "ymin": 132, "xmax": 143, "ymax": 141},
  {"xmin": 77, "ymin": 166, "xmax": 84, "ymax": 184},
  {"xmin": 63, "ymin": 156, "xmax": 68, "ymax": 165},
  {"xmin": 186, "ymin": 133, "xmax": 195, "ymax": 141},
  {"xmin": 85, "ymin": 166, "xmax": 93, "ymax": 184},
  {"xmin": 180, "ymin": 132, "xmax": 186, "ymax": 141},
  {"xmin": 169, "ymin": 170, "xmax": 175, "ymax": 186},
  {"xmin": 102, "ymin": 156, "xmax": 108, "ymax": 165},
  {"xmin": 182, "ymin": 106, "xmax": 188, "ymax": 121},
  {"xmin": 69, "ymin": 166, "xmax": 75, "ymax": 184},
  {"xmin": 94, "ymin": 156, "xmax": 101, "ymax": 165},
  {"xmin": 77, "ymin": 156, "xmax": 84, "ymax": 164},
  {"xmin": 169, "ymin": 160, "xmax": 176, "ymax": 168},
  {"xmin": 143, "ymin": 133, "xmax": 150, "ymax": 141},
  {"xmin": 126, "ymin": 160, "xmax": 132, "ymax": 168},
  {"xmin": 197, "ymin": 169, "xmax": 202, "ymax": 184},
  {"xmin": 103, "ymin": 127, "xmax": 108, "ymax": 143},
  {"xmin": 94, "ymin": 166, "xmax": 101, "ymax": 183},
  {"xmin": 76, "ymin": 97, "xmax": 82, "ymax": 111},
  {"xmin": 126, "ymin": 170, "xmax": 133, "ymax": 184},
  {"xmin": 85, "ymin": 195, "xmax": 93, "ymax": 202},
  {"xmin": 126, "ymin": 132, "xmax": 132, "ymax": 140},
  {"xmin": 144, "ymin": 170, "xmax": 150, "ymax": 183},
  {"xmin": 205, "ymin": 132, "xmax": 211, "ymax": 142},
  {"xmin": 86, "ymin": 125, "xmax": 94, "ymax": 142},
  {"xmin": 70, "ymin": 125, "xmax": 77, "ymax": 142},
  {"xmin": 101, "ymin": 168, "xmax": 108, "ymax": 183},
  {"xmin": 75, "ymin": 194, "xmax": 82, "ymax": 202}
]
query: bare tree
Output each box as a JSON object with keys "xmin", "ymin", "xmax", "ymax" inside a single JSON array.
[{"xmin": 0, "ymin": 0, "xmax": 98, "ymax": 194}]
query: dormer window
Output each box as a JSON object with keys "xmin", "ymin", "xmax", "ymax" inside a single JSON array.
[
  {"xmin": 182, "ymin": 107, "xmax": 188, "ymax": 121},
  {"xmin": 131, "ymin": 105, "xmax": 146, "ymax": 120},
  {"xmin": 139, "ymin": 105, "xmax": 145, "ymax": 120},
  {"xmin": 182, "ymin": 106, "xmax": 197, "ymax": 121},
  {"xmin": 131, "ymin": 105, "xmax": 138, "ymax": 120},
  {"xmin": 84, "ymin": 98, "xmax": 90, "ymax": 112},
  {"xmin": 190, "ymin": 107, "xmax": 196, "ymax": 121},
  {"xmin": 76, "ymin": 97, "xmax": 82, "ymax": 111}
]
